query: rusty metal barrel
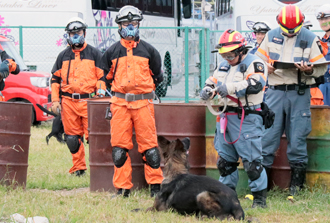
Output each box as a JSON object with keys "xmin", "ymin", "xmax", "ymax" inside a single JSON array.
[
  {"xmin": 205, "ymin": 105, "xmax": 249, "ymax": 195},
  {"xmin": 88, "ymin": 98, "xmax": 147, "ymax": 192},
  {"xmin": 0, "ymin": 102, "xmax": 32, "ymax": 187},
  {"xmin": 154, "ymin": 103, "xmax": 206, "ymax": 175}
]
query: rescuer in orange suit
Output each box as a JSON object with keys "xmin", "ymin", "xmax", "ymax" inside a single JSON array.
[
  {"xmin": 0, "ymin": 49, "xmax": 20, "ymax": 101},
  {"xmin": 51, "ymin": 17, "xmax": 106, "ymax": 176},
  {"xmin": 102, "ymin": 5, "xmax": 164, "ymax": 197}
]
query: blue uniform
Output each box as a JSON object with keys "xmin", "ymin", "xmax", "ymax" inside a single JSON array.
[
  {"xmin": 256, "ymin": 27, "xmax": 327, "ymax": 168},
  {"xmin": 318, "ymin": 35, "xmax": 330, "ymax": 105},
  {"xmin": 212, "ymin": 53, "xmax": 268, "ymax": 192}
]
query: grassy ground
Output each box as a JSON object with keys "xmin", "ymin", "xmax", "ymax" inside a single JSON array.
[{"xmin": 1, "ymin": 123, "xmax": 330, "ymax": 222}]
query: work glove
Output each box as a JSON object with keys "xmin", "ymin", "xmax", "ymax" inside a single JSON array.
[
  {"xmin": 200, "ymin": 86, "xmax": 213, "ymax": 100},
  {"xmin": 96, "ymin": 89, "xmax": 106, "ymax": 97},
  {"xmin": 0, "ymin": 60, "xmax": 10, "ymax": 79},
  {"xmin": 215, "ymin": 83, "xmax": 228, "ymax": 98},
  {"xmin": 51, "ymin": 101, "xmax": 61, "ymax": 115}
]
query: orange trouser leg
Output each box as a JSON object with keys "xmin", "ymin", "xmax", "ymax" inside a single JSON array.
[
  {"xmin": 0, "ymin": 96, "xmax": 4, "ymax": 101},
  {"xmin": 132, "ymin": 104, "xmax": 163, "ymax": 184},
  {"xmin": 111, "ymin": 104, "xmax": 133, "ymax": 189},
  {"xmin": 61, "ymin": 98, "xmax": 88, "ymax": 173},
  {"xmin": 144, "ymin": 165, "xmax": 163, "ymax": 184},
  {"xmin": 69, "ymin": 142, "xmax": 86, "ymax": 173},
  {"xmin": 113, "ymin": 155, "xmax": 133, "ymax": 189}
]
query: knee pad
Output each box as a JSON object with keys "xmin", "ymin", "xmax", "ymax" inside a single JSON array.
[
  {"xmin": 65, "ymin": 135, "xmax": 81, "ymax": 154},
  {"xmin": 112, "ymin": 147, "xmax": 128, "ymax": 168},
  {"xmin": 144, "ymin": 147, "xmax": 161, "ymax": 169},
  {"xmin": 217, "ymin": 157, "xmax": 239, "ymax": 177},
  {"xmin": 244, "ymin": 161, "xmax": 264, "ymax": 181}
]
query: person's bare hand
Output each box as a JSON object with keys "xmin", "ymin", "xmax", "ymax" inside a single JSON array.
[
  {"xmin": 294, "ymin": 60, "xmax": 314, "ymax": 75},
  {"xmin": 267, "ymin": 62, "xmax": 275, "ymax": 74}
]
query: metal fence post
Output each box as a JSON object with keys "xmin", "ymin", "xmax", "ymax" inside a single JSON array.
[
  {"xmin": 184, "ymin": 26, "xmax": 189, "ymax": 103},
  {"xmin": 201, "ymin": 28, "xmax": 206, "ymax": 89},
  {"xmin": 205, "ymin": 28, "xmax": 210, "ymax": 82},
  {"xmin": 19, "ymin": 26, "xmax": 23, "ymax": 58}
]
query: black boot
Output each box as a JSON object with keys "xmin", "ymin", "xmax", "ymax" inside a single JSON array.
[
  {"xmin": 72, "ymin": 170, "xmax": 86, "ymax": 177},
  {"xmin": 289, "ymin": 163, "xmax": 306, "ymax": 196},
  {"xmin": 117, "ymin": 188, "xmax": 130, "ymax": 198},
  {"xmin": 252, "ymin": 189, "xmax": 267, "ymax": 208},
  {"xmin": 150, "ymin": 184, "xmax": 161, "ymax": 197},
  {"xmin": 265, "ymin": 166, "xmax": 272, "ymax": 191}
]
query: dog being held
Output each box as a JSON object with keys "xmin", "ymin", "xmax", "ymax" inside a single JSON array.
[
  {"xmin": 36, "ymin": 104, "xmax": 65, "ymax": 144},
  {"xmin": 146, "ymin": 136, "xmax": 245, "ymax": 220}
]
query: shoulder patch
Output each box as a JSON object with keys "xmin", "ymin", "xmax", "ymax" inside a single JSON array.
[
  {"xmin": 272, "ymin": 37, "xmax": 283, "ymax": 45},
  {"xmin": 253, "ymin": 62, "xmax": 264, "ymax": 73}
]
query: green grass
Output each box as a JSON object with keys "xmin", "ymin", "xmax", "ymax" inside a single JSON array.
[{"xmin": 1, "ymin": 123, "xmax": 330, "ymax": 222}]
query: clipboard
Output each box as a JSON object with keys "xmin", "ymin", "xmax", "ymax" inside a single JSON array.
[{"xmin": 273, "ymin": 61, "xmax": 330, "ymax": 69}]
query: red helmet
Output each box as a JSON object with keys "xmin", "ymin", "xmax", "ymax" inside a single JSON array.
[
  {"xmin": 277, "ymin": 5, "xmax": 305, "ymax": 35},
  {"xmin": 216, "ymin": 29, "xmax": 247, "ymax": 54}
]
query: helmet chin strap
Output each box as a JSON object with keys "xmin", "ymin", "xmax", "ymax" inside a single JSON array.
[{"xmin": 231, "ymin": 53, "xmax": 243, "ymax": 66}]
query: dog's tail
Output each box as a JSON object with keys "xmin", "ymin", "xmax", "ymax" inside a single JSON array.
[{"xmin": 36, "ymin": 103, "xmax": 57, "ymax": 117}]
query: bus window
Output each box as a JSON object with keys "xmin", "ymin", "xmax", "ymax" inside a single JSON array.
[{"xmin": 216, "ymin": 0, "xmax": 230, "ymax": 16}]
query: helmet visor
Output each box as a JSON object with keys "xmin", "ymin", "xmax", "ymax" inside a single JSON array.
[
  {"xmin": 280, "ymin": 23, "xmax": 302, "ymax": 34},
  {"xmin": 316, "ymin": 12, "xmax": 330, "ymax": 20},
  {"xmin": 253, "ymin": 22, "xmax": 270, "ymax": 32},
  {"xmin": 117, "ymin": 7, "xmax": 142, "ymax": 22},
  {"xmin": 66, "ymin": 22, "xmax": 85, "ymax": 32}
]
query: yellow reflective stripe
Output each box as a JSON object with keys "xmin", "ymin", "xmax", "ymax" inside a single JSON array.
[
  {"xmin": 310, "ymin": 54, "xmax": 324, "ymax": 62},
  {"xmin": 218, "ymin": 45, "xmax": 238, "ymax": 54},
  {"xmin": 282, "ymin": 7, "xmax": 286, "ymax": 25},
  {"xmin": 228, "ymin": 31, "xmax": 237, "ymax": 42},
  {"xmin": 280, "ymin": 25, "xmax": 289, "ymax": 33},
  {"xmin": 295, "ymin": 6, "xmax": 300, "ymax": 24}
]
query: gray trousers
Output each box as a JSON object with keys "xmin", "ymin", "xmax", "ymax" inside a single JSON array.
[
  {"xmin": 262, "ymin": 88, "xmax": 311, "ymax": 168},
  {"xmin": 214, "ymin": 113, "xmax": 267, "ymax": 192}
]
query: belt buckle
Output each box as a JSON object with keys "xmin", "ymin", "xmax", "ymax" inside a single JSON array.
[
  {"xmin": 72, "ymin": 93, "xmax": 81, "ymax": 100},
  {"xmin": 125, "ymin": 93, "xmax": 135, "ymax": 102}
]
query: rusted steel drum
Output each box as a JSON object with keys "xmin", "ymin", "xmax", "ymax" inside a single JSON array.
[
  {"xmin": 306, "ymin": 106, "xmax": 330, "ymax": 190},
  {"xmin": 154, "ymin": 103, "xmax": 206, "ymax": 175},
  {"xmin": 205, "ymin": 105, "xmax": 249, "ymax": 195},
  {"xmin": 0, "ymin": 102, "xmax": 32, "ymax": 187},
  {"xmin": 88, "ymin": 98, "xmax": 147, "ymax": 192},
  {"xmin": 269, "ymin": 136, "xmax": 290, "ymax": 189}
]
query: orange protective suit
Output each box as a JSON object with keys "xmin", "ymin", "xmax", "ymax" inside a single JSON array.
[
  {"xmin": 310, "ymin": 87, "xmax": 324, "ymax": 105},
  {"xmin": 102, "ymin": 38, "xmax": 163, "ymax": 190},
  {"xmin": 51, "ymin": 42, "xmax": 106, "ymax": 174}
]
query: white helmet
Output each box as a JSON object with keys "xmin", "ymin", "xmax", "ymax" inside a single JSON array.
[
  {"xmin": 252, "ymin": 21, "xmax": 271, "ymax": 33},
  {"xmin": 115, "ymin": 5, "xmax": 143, "ymax": 24},
  {"xmin": 65, "ymin": 17, "xmax": 88, "ymax": 33},
  {"xmin": 315, "ymin": 4, "xmax": 330, "ymax": 20}
]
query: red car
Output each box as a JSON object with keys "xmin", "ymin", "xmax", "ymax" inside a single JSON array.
[{"xmin": 0, "ymin": 35, "xmax": 53, "ymax": 124}]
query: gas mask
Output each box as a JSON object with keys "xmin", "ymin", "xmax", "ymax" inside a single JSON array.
[
  {"xmin": 119, "ymin": 24, "xmax": 139, "ymax": 39},
  {"xmin": 67, "ymin": 33, "xmax": 85, "ymax": 47}
]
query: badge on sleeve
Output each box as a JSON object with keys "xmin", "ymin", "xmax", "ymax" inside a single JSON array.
[{"xmin": 253, "ymin": 62, "xmax": 264, "ymax": 73}]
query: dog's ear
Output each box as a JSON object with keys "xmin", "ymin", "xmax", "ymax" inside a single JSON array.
[
  {"xmin": 157, "ymin": 135, "xmax": 170, "ymax": 151},
  {"xmin": 181, "ymin": 137, "xmax": 190, "ymax": 151},
  {"xmin": 175, "ymin": 138, "xmax": 188, "ymax": 153}
]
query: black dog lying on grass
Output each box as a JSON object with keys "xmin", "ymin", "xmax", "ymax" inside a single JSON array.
[
  {"xmin": 146, "ymin": 136, "xmax": 245, "ymax": 221},
  {"xmin": 36, "ymin": 104, "xmax": 65, "ymax": 144}
]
